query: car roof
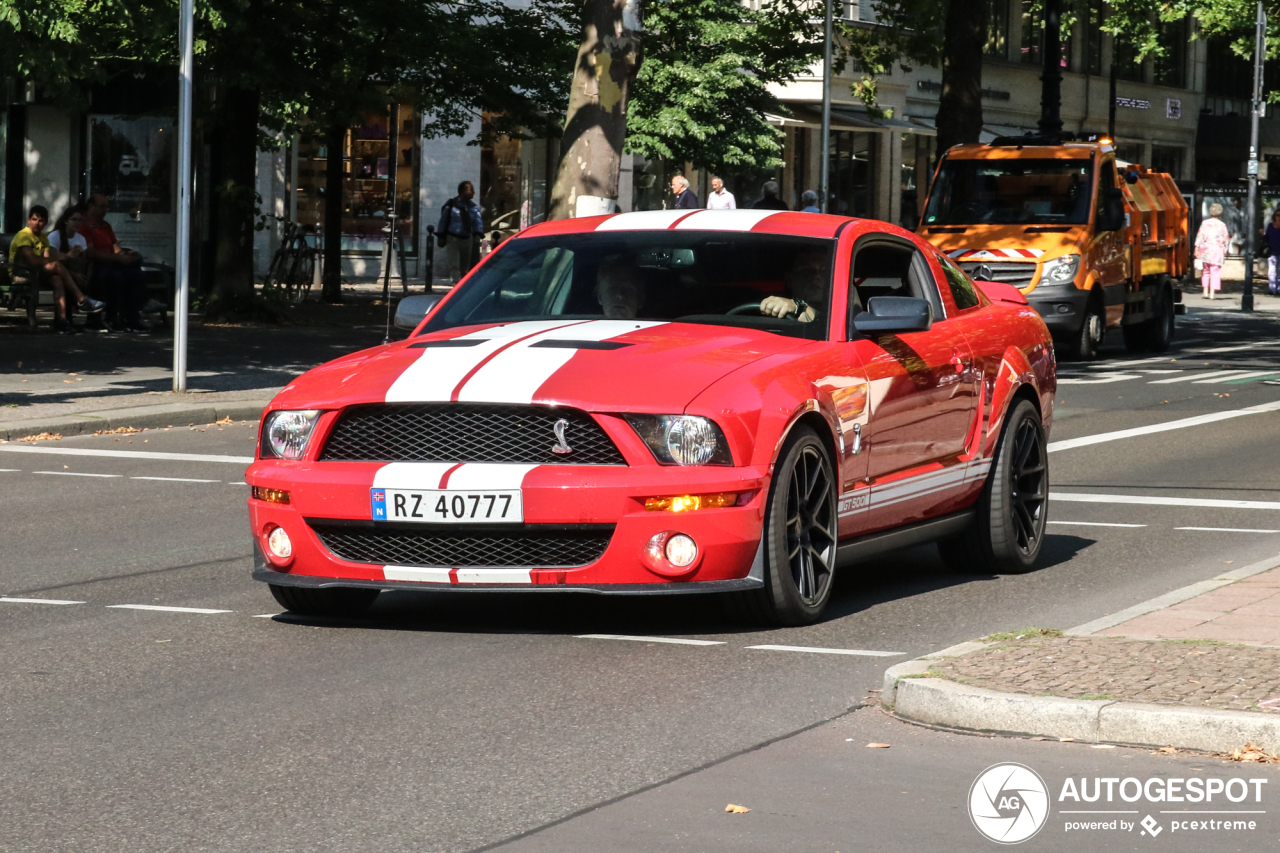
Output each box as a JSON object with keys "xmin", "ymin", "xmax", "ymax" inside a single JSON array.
[{"xmin": 520, "ymin": 209, "xmax": 864, "ymax": 241}]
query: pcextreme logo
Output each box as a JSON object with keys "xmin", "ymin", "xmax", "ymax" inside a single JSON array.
[{"xmin": 969, "ymin": 763, "xmax": 1051, "ymax": 844}]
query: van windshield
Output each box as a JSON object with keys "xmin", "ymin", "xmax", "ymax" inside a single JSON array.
[{"xmin": 923, "ymin": 158, "xmax": 1094, "ymax": 225}]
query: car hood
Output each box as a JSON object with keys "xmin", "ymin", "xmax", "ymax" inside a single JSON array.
[{"xmin": 270, "ymin": 319, "xmax": 810, "ymax": 414}]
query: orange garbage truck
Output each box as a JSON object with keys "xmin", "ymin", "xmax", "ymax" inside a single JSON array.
[{"xmin": 917, "ymin": 137, "xmax": 1188, "ymax": 359}]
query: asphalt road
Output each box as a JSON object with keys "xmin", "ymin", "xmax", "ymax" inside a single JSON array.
[{"xmin": 5, "ymin": 305, "xmax": 1280, "ymax": 852}]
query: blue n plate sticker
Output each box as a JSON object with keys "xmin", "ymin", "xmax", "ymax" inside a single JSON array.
[{"xmin": 370, "ymin": 488, "xmax": 387, "ymax": 520}]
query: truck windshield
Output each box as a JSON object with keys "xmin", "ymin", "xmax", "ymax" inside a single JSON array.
[{"xmin": 923, "ymin": 158, "xmax": 1094, "ymax": 225}]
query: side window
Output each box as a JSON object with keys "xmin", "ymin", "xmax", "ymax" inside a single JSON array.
[
  {"xmin": 938, "ymin": 254, "xmax": 981, "ymax": 311},
  {"xmin": 1095, "ymin": 156, "xmax": 1117, "ymax": 223},
  {"xmin": 849, "ymin": 241, "xmax": 946, "ymax": 333}
]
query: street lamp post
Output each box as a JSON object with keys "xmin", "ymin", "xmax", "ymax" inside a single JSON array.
[
  {"xmin": 819, "ymin": 0, "xmax": 832, "ymax": 213},
  {"xmin": 1245, "ymin": 0, "xmax": 1266, "ymax": 314},
  {"xmin": 173, "ymin": 0, "xmax": 193, "ymax": 391}
]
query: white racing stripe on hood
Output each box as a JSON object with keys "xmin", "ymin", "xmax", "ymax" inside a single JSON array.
[
  {"xmin": 372, "ymin": 462, "xmax": 459, "ymax": 489},
  {"xmin": 444, "ymin": 463, "xmax": 538, "ymax": 490},
  {"xmin": 673, "ymin": 210, "xmax": 781, "ymax": 231},
  {"xmin": 386, "ymin": 321, "xmax": 579, "ymax": 403},
  {"xmin": 383, "ymin": 566, "xmax": 452, "ymax": 583},
  {"xmin": 458, "ymin": 320, "xmax": 667, "ymax": 405},
  {"xmin": 595, "ymin": 210, "xmax": 692, "ymax": 231}
]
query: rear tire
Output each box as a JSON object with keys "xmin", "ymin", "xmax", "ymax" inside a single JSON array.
[
  {"xmin": 731, "ymin": 426, "xmax": 837, "ymax": 626},
  {"xmin": 269, "ymin": 583, "xmax": 380, "ymax": 617},
  {"xmin": 938, "ymin": 399, "xmax": 1048, "ymax": 575},
  {"xmin": 1142, "ymin": 282, "xmax": 1175, "ymax": 352}
]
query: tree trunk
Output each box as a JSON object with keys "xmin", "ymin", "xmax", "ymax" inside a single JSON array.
[
  {"xmin": 322, "ymin": 123, "xmax": 345, "ymax": 303},
  {"xmin": 548, "ymin": 0, "xmax": 643, "ymax": 220},
  {"xmin": 209, "ymin": 87, "xmax": 260, "ymax": 304},
  {"xmin": 936, "ymin": 0, "xmax": 986, "ymax": 154}
]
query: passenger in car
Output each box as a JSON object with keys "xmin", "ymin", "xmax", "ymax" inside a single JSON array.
[
  {"xmin": 596, "ymin": 262, "xmax": 648, "ymax": 319},
  {"xmin": 759, "ymin": 248, "xmax": 826, "ymax": 323}
]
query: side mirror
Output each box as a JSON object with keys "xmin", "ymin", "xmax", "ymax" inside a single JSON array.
[
  {"xmin": 852, "ymin": 296, "xmax": 934, "ymax": 335},
  {"xmin": 393, "ymin": 293, "xmax": 444, "ymax": 330},
  {"xmin": 1098, "ymin": 187, "xmax": 1126, "ymax": 232}
]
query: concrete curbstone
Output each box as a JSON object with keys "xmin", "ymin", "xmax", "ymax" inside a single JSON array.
[
  {"xmin": 892, "ymin": 677, "xmax": 1110, "ymax": 742},
  {"xmin": 882, "ymin": 660, "xmax": 934, "ymax": 707},
  {"xmin": 0, "ymin": 400, "xmax": 270, "ymax": 441},
  {"xmin": 1098, "ymin": 702, "xmax": 1280, "ymax": 754}
]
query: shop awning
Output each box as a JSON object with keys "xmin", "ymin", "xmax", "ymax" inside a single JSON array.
[{"xmin": 773, "ymin": 105, "xmax": 918, "ymax": 132}]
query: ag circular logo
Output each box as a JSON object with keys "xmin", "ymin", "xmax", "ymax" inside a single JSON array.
[{"xmin": 969, "ymin": 763, "xmax": 1050, "ymax": 844}]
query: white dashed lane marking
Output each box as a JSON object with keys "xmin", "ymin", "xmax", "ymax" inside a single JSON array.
[
  {"xmin": 1052, "ymin": 492, "xmax": 1280, "ymax": 511},
  {"xmin": 0, "ymin": 445, "xmax": 253, "ymax": 464},
  {"xmin": 33, "ymin": 470, "xmax": 122, "ymax": 478},
  {"xmin": 1148, "ymin": 370, "xmax": 1245, "ymax": 384},
  {"xmin": 575, "ymin": 634, "xmax": 725, "ymax": 646},
  {"xmin": 1047, "ymin": 400, "xmax": 1280, "ymax": 453},
  {"xmin": 0, "ymin": 597, "xmax": 86, "ymax": 605},
  {"xmin": 745, "ymin": 645, "xmax": 904, "ymax": 657},
  {"xmin": 130, "ymin": 476, "xmax": 222, "ymax": 483},
  {"xmin": 1175, "ymin": 527, "xmax": 1280, "ymax": 534},
  {"xmin": 1048, "ymin": 521, "xmax": 1147, "ymax": 528},
  {"xmin": 106, "ymin": 604, "xmax": 233, "ymax": 614}
]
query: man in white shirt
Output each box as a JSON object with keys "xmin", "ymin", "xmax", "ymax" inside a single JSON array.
[{"xmin": 707, "ymin": 176, "xmax": 736, "ymax": 210}]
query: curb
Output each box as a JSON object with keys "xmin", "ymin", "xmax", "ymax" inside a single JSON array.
[{"xmin": 0, "ymin": 400, "xmax": 271, "ymax": 441}]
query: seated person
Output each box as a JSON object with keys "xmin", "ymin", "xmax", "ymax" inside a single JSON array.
[
  {"xmin": 47, "ymin": 204, "xmax": 91, "ymax": 290},
  {"xmin": 9, "ymin": 205, "xmax": 105, "ymax": 334},
  {"xmin": 595, "ymin": 262, "xmax": 648, "ymax": 320},
  {"xmin": 81, "ymin": 192, "xmax": 146, "ymax": 331},
  {"xmin": 758, "ymin": 248, "xmax": 827, "ymax": 323}
]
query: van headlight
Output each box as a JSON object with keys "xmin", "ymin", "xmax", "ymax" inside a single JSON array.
[
  {"xmin": 262, "ymin": 410, "xmax": 322, "ymax": 460},
  {"xmin": 1042, "ymin": 254, "xmax": 1081, "ymax": 284},
  {"xmin": 625, "ymin": 415, "xmax": 733, "ymax": 466}
]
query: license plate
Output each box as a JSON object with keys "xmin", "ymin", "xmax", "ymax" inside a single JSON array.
[{"xmin": 370, "ymin": 488, "xmax": 523, "ymax": 523}]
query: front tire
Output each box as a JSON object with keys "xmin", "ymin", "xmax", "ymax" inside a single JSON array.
[
  {"xmin": 939, "ymin": 399, "xmax": 1048, "ymax": 575},
  {"xmin": 1068, "ymin": 295, "xmax": 1104, "ymax": 360},
  {"xmin": 269, "ymin": 583, "xmax": 380, "ymax": 617},
  {"xmin": 734, "ymin": 426, "xmax": 838, "ymax": 625}
]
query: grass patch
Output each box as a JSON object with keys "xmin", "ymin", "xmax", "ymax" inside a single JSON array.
[
  {"xmin": 1077, "ymin": 693, "xmax": 1121, "ymax": 701},
  {"xmin": 979, "ymin": 627, "xmax": 1063, "ymax": 642}
]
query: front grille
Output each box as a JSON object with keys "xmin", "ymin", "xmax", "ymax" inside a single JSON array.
[
  {"xmin": 319, "ymin": 403, "xmax": 625, "ymax": 465},
  {"xmin": 958, "ymin": 261, "xmax": 1038, "ymax": 288},
  {"xmin": 310, "ymin": 522, "xmax": 614, "ymax": 568}
]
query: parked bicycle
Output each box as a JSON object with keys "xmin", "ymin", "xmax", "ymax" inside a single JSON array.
[{"xmin": 264, "ymin": 220, "xmax": 322, "ymax": 304}]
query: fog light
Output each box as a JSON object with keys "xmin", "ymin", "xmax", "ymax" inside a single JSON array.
[
  {"xmin": 267, "ymin": 526, "xmax": 293, "ymax": 559},
  {"xmin": 664, "ymin": 534, "xmax": 698, "ymax": 568},
  {"xmin": 1056, "ymin": 303, "xmax": 1072, "ymax": 314}
]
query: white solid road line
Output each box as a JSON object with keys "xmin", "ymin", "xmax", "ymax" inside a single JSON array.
[
  {"xmin": 0, "ymin": 445, "xmax": 253, "ymax": 464},
  {"xmin": 1176, "ymin": 526, "xmax": 1280, "ymax": 534},
  {"xmin": 1052, "ymin": 491, "xmax": 1280, "ymax": 510},
  {"xmin": 0, "ymin": 468, "xmax": 20, "ymax": 472},
  {"xmin": 33, "ymin": 471, "xmax": 122, "ymax": 478},
  {"xmin": 106, "ymin": 604, "xmax": 233, "ymax": 614},
  {"xmin": 1192, "ymin": 370, "xmax": 1278, "ymax": 384},
  {"xmin": 130, "ymin": 476, "xmax": 222, "ymax": 483},
  {"xmin": 1047, "ymin": 399, "xmax": 1280, "ymax": 453},
  {"xmin": 1047, "ymin": 520, "xmax": 1147, "ymax": 528},
  {"xmin": 0, "ymin": 597, "xmax": 86, "ymax": 605},
  {"xmin": 575, "ymin": 634, "xmax": 725, "ymax": 646},
  {"xmin": 1148, "ymin": 370, "xmax": 1241, "ymax": 384},
  {"xmin": 744, "ymin": 644, "xmax": 904, "ymax": 657}
]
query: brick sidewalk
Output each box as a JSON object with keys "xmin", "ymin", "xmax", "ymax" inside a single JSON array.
[{"xmin": 925, "ymin": 568, "xmax": 1280, "ymax": 717}]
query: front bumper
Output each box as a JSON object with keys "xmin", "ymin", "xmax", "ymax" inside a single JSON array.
[
  {"xmin": 247, "ymin": 459, "xmax": 769, "ymax": 592},
  {"xmin": 1025, "ymin": 282, "xmax": 1090, "ymax": 335}
]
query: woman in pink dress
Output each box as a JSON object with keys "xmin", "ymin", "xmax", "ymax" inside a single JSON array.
[{"xmin": 1195, "ymin": 203, "xmax": 1230, "ymax": 299}]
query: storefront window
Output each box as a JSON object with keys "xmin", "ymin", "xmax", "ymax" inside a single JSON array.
[
  {"xmin": 85, "ymin": 115, "xmax": 177, "ymax": 265},
  {"xmin": 986, "ymin": 0, "xmax": 1009, "ymax": 59},
  {"xmin": 827, "ymin": 131, "xmax": 874, "ymax": 218},
  {"xmin": 294, "ymin": 102, "xmax": 419, "ymax": 255}
]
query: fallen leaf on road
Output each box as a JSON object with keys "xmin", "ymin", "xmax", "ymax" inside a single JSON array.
[
  {"xmin": 1091, "ymin": 744, "xmax": 1116, "ymax": 750},
  {"xmin": 1059, "ymin": 737, "xmax": 1074, "ymax": 742},
  {"xmin": 1157, "ymin": 746, "xmax": 1178, "ymax": 755},
  {"xmin": 865, "ymin": 743, "xmax": 891, "ymax": 749},
  {"xmin": 19, "ymin": 432, "xmax": 63, "ymax": 442},
  {"xmin": 1228, "ymin": 743, "xmax": 1280, "ymax": 763},
  {"xmin": 725, "ymin": 804, "xmax": 750, "ymax": 814}
]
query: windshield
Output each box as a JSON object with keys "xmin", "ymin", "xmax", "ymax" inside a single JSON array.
[
  {"xmin": 923, "ymin": 158, "xmax": 1094, "ymax": 225},
  {"xmin": 421, "ymin": 232, "xmax": 835, "ymax": 340}
]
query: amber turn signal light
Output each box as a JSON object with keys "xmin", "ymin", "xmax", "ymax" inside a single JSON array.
[
  {"xmin": 644, "ymin": 492, "xmax": 740, "ymax": 512},
  {"xmin": 252, "ymin": 486, "xmax": 291, "ymax": 504}
]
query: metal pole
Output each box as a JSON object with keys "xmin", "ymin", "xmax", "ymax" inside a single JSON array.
[
  {"xmin": 819, "ymin": 0, "xmax": 832, "ymax": 213},
  {"xmin": 173, "ymin": 0, "xmax": 193, "ymax": 391},
  {"xmin": 1245, "ymin": 0, "xmax": 1265, "ymax": 314},
  {"xmin": 1038, "ymin": 0, "xmax": 1063, "ymax": 136}
]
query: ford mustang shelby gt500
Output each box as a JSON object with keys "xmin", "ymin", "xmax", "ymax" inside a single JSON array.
[{"xmin": 247, "ymin": 208, "xmax": 1055, "ymax": 625}]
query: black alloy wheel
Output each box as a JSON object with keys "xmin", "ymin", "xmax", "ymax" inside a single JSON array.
[
  {"xmin": 732, "ymin": 426, "xmax": 838, "ymax": 625},
  {"xmin": 939, "ymin": 399, "xmax": 1048, "ymax": 574}
]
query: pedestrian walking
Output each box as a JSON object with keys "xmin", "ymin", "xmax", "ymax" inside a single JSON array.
[
  {"xmin": 436, "ymin": 181, "xmax": 483, "ymax": 283},
  {"xmin": 1264, "ymin": 210, "xmax": 1280, "ymax": 295},
  {"xmin": 751, "ymin": 181, "xmax": 789, "ymax": 211},
  {"xmin": 671, "ymin": 175, "xmax": 699, "ymax": 209},
  {"xmin": 1194, "ymin": 203, "xmax": 1230, "ymax": 300},
  {"xmin": 799, "ymin": 190, "xmax": 820, "ymax": 213},
  {"xmin": 707, "ymin": 177, "xmax": 736, "ymax": 210}
]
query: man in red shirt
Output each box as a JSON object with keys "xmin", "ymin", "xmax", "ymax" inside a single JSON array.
[{"xmin": 81, "ymin": 193, "xmax": 146, "ymax": 331}]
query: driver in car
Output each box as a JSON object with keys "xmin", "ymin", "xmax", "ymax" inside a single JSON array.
[
  {"xmin": 596, "ymin": 262, "xmax": 648, "ymax": 320},
  {"xmin": 759, "ymin": 248, "xmax": 825, "ymax": 323}
]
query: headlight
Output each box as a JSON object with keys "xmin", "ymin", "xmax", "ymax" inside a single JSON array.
[
  {"xmin": 262, "ymin": 410, "xmax": 322, "ymax": 460},
  {"xmin": 1042, "ymin": 254, "xmax": 1081, "ymax": 284},
  {"xmin": 624, "ymin": 415, "xmax": 733, "ymax": 466}
]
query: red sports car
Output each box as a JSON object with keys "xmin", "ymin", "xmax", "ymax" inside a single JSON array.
[{"xmin": 247, "ymin": 209, "xmax": 1055, "ymax": 625}]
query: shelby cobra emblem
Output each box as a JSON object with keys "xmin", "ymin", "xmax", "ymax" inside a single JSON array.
[{"xmin": 551, "ymin": 418, "xmax": 573, "ymax": 455}]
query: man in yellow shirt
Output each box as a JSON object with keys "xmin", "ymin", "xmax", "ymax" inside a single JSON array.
[{"xmin": 9, "ymin": 205, "xmax": 104, "ymax": 334}]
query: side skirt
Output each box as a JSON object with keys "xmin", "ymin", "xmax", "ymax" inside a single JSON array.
[{"xmin": 835, "ymin": 509, "xmax": 975, "ymax": 568}]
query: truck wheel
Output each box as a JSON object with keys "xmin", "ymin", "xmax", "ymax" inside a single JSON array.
[
  {"xmin": 938, "ymin": 399, "xmax": 1048, "ymax": 575},
  {"xmin": 1067, "ymin": 296, "xmax": 1104, "ymax": 360},
  {"xmin": 1142, "ymin": 283, "xmax": 1175, "ymax": 352},
  {"xmin": 269, "ymin": 583, "xmax": 380, "ymax": 617}
]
